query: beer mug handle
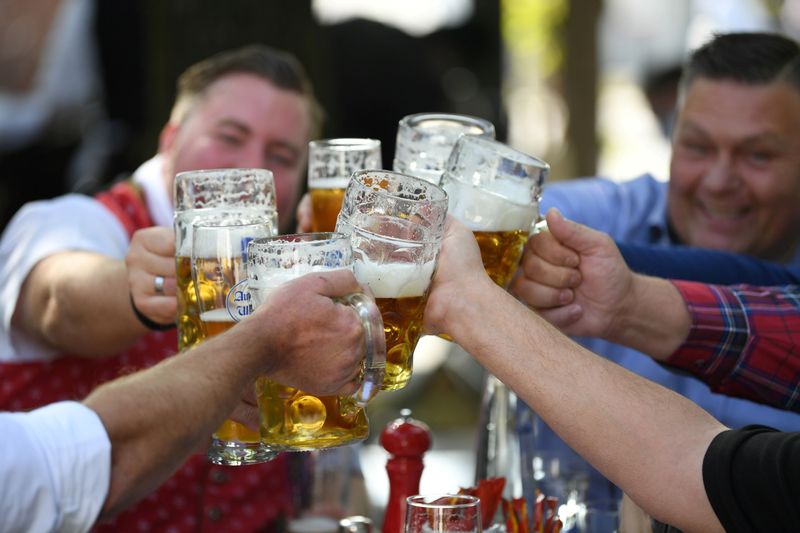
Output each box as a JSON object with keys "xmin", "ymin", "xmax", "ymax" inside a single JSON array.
[{"xmin": 338, "ymin": 292, "xmax": 386, "ymax": 406}]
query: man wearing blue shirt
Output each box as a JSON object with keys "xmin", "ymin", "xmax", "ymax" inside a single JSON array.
[{"xmin": 511, "ymin": 31, "xmax": 800, "ymax": 500}]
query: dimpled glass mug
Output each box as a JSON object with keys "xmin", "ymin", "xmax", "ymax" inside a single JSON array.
[
  {"xmin": 174, "ymin": 168, "xmax": 277, "ymax": 352},
  {"xmin": 245, "ymin": 232, "xmax": 386, "ymax": 451},
  {"xmin": 308, "ymin": 138, "xmax": 382, "ymax": 232},
  {"xmin": 440, "ymin": 134, "xmax": 549, "ymax": 288},
  {"xmin": 393, "ymin": 112, "xmax": 495, "ymax": 185},
  {"xmin": 191, "ymin": 215, "xmax": 275, "ymax": 465},
  {"xmin": 335, "ymin": 170, "xmax": 448, "ymax": 390}
]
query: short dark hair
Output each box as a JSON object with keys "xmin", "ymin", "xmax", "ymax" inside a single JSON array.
[
  {"xmin": 170, "ymin": 44, "xmax": 324, "ymax": 136},
  {"xmin": 679, "ymin": 32, "xmax": 800, "ymax": 100}
]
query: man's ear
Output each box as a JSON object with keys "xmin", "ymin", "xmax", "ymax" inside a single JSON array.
[{"xmin": 158, "ymin": 122, "xmax": 179, "ymax": 153}]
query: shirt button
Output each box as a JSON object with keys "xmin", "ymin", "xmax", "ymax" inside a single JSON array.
[
  {"xmin": 208, "ymin": 507, "xmax": 223, "ymax": 521},
  {"xmin": 210, "ymin": 469, "xmax": 229, "ymax": 483}
]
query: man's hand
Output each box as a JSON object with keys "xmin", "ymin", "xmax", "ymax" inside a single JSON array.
[
  {"xmin": 126, "ymin": 227, "xmax": 177, "ymax": 325},
  {"xmin": 252, "ymin": 269, "xmax": 374, "ymax": 396},
  {"xmin": 424, "ymin": 216, "xmax": 496, "ymax": 336},
  {"xmin": 295, "ymin": 192, "xmax": 314, "ymax": 233},
  {"xmin": 509, "ymin": 208, "xmax": 636, "ymax": 339}
]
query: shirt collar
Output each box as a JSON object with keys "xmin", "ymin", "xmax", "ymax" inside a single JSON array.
[{"xmin": 131, "ymin": 155, "xmax": 173, "ymax": 228}]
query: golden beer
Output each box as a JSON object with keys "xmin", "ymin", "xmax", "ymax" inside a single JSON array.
[
  {"xmin": 375, "ymin": 295, "xmax": 428, "ymax": 390},
  {"xmin": 354, "ymin": 259, "xmax": 435, "ymax": 390},
  {"xmin": 256, "ymin": 377, "xmax": 368, "ymax": 450},
  {"xmin": 176, "ymin": 255, "xmax": 202, "ymax": 351},
  {"xmin": 309, "ymin": 181, "xmax": 347, "ymax": 232},
  {"xmin": 474, "ymin": 229, "xmax": 529, "ymax": 288},
  {"xmin": 195, "ymin": 256, "xmax": 261, "ymax": 445}
]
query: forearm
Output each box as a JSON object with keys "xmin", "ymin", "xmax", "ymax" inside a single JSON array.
[
  {"xmin": 606, "ymin": 274, "xmax": 692, "ymax": 360},
  {"xmin": 84, "ymin": 322, "xmax": 261, "ymax": 518},
  {"xmin": 15, "ymin": 252, "xmax": 148, "ymax": 356},
  {"xmin": 447, "ymin": 283, "xmax": 725, "ymax": 532}
]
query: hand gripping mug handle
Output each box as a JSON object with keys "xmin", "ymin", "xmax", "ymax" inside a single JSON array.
[{"xmin": 337, "ymin": 292, "xmax": 386, "ymax": 406}]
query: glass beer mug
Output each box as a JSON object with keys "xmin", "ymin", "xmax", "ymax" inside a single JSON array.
[
  {"xmin": 308, "ymin": 138, "xmax": 382, "ymax": 232},
  {"xmin": 191, "ymin": 216, "xmax": 275, "ymax": 465},
  {"xmin": 174, "ymin": 168, "xmax": 277, "ymax": 351},
  {"xmin": 441, "ymin": 135, "xmax": 548, "ymax": 288},
  {"xmin": 246, "ymin": 233, "xmax": 386, "ymax": 451},
  {"xmin": 393, "ymin": 112, "xmax": 495, "ymax": 184},
  {"xmin": 336, "ymin": 170, "xmax": 448, "ymax": 390}
]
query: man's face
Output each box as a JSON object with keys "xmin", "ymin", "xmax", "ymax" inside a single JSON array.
[
  {"xmin": 160, "ymin": 73, "xmax": 311, "ymax": 232},
  {"xmin": 668, "ymin": 78, "xmax": 800, "ymax": 261}
]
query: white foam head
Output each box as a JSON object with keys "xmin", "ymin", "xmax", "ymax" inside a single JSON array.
[
  {"xmin": 249, "ymin": 265, "xmax": 349, "ymax": 307},
  {"xmin": 187, "ymin": 223, "xmax": 271, "ymax": 259},
  {"xmin": 353, "ymin": 259, "xmax": 435, "ymax": 298},
  {"xmin": 443, "ymin": 180, "xmax": 536, "ymax": 232},
  {"xmin": 199, "ymin": 308, "xmax": 236, "ymax": 323},
  {"xmin": 309, "ymin": 176, "xmax": 350, "ymax": 189}
]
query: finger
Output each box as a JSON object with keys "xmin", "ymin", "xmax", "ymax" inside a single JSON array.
[
  {"xmin": 545, "ymin": 208, "xmax": 610, "ymax": 255},
  {"xmin": 519, "ymin": 249, "xmax": 582, "ymax": 290},
  {"xmin": 139, "ymin": 227, "xmax": 177, "ymax": 256},
  {"xmin": 228, "ymin": 402, "xmax": 260, "ymax": 432},
  {"xmin": 295, "ymin": 193, "xmax": 313, "ymax": 233},
  {"xmin": 511, "ymin": 277, "xmax": 574, "ymax": 309},
  {"xmin": 302, "ymin": 269, "xmax": 362, "ymax": 299},
  {"xmin": 535, "ymin": 303, "xmax": 584, "ymax": 330},
  {"xmin": 527, "ymin": 229, "xmax": 580, "ymax": 268}
]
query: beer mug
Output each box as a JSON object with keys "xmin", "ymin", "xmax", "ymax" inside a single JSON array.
[
  {"xmin": 246, "ymin": 233, "xmax": 386, "ymax": 451},
  {"xmin": 393, "ymin": 112, "xmax": 495, "ymax": 184},
  {"xmin": 336, "ymin": 170, "xmax": 448, "ymax": 391},
  {"xmin": 440, "ymin": 135, "xmax": 549, "ymax": 288},
  {"xmin": 191, "ymin": 216, "xmax": 276, "ymax": 465},
  {"xmin": 174, "ymin": 168, "xmax": 277, "ymax": 351},
  {"xmin": 308, "ymin": 138, "xmax": 382, "ymax": 232}
]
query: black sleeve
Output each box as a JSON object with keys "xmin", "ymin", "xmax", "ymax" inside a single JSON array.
[{"xmin": 703, "ymin": 425, "xmax": 800, "ymax": 533}]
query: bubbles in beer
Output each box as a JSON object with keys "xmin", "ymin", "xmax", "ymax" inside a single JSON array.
[{"xmin": 289, "ymin": 395, "xmax": 327, "ymax": 433}]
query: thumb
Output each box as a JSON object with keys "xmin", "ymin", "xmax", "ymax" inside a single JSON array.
[{"xmin": 545, "ymin": 208, "xmax": 606, "ymax": 255}]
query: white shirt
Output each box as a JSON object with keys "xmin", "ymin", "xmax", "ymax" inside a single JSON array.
[
  {"xmin": 0, "ymin": 401, "xmax": 111, "ymax": 532},
  {"xmin": 0, "ymin": 156, "xmax": 171, "ymax": 363}
]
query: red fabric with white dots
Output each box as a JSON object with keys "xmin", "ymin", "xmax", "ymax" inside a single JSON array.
[{"xmin": 0, "ymin": 181, "xmax": 292, "ymax": 531}]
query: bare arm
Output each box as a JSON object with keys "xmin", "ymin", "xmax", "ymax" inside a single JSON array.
[
  {"xmin": 86, "ymin": 269, "xmax": 370, "ymax": 519},
  {"xmin": 13, "ymin": 251, "xmax": 149, "ymax": 356},
  {"xmin": 426, "ymin": 218, "xmax": 726, "ymax": 533},
  {"xmin": 13, "ymin": 227, "xmax": 177, "ymax": 357}
]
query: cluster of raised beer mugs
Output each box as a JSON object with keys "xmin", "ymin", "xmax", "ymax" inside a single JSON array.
[
  {"xmin": 174, "ymin": 168, "xmax": 278, "ymax": 465},
  {"xmin": 245, "ymin": 233, "xmax": 386, "ymax": 451}
]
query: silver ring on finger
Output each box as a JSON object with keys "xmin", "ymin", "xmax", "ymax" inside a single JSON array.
[{"xmin": 154, "ymin": 275, "xmax": 165, "ymax": 296}]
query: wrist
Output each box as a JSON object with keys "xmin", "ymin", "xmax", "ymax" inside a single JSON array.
[{"xmin": 610, "ymin": 275, "xmax": 688, "ymax": 359}]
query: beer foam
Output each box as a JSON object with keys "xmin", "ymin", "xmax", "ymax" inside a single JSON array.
[
  {"xmin": 188, "ymin": 224, "xmax": 271, "ymax": 258},
  {"xmin": 175, "ymin": 207, "xmax": 275, "ymax": 256},
  {"xmin": 443, "ymin": 180, "xmax": 536, "ymax": 232},
  {"xmin": 308, "ymin": 176, "xmax": 350, "ymax": 189},
  {"xmin": 353, "ymin": 259, "xmax": 435, "ymax": 298},
  {"xmin": 200, "ymin": 308, "xmax": 236, "ymax": 322},
  {"xmin": 249, "ymin": 266, "xmax": 349, "ymax": 307}
]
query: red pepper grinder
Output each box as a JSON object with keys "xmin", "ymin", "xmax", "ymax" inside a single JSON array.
[{"xmin": 381, "ymin": 408, "xmax": 432, "ymax": 533}]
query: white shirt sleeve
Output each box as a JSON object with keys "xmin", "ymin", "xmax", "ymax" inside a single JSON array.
[
  {"xmin": 0, "ymin": 401, "xmax": 111, "ymax": 533},
  {"xmin": 0, "ymin": 194, "xmax": 129, "ymax": 362}
]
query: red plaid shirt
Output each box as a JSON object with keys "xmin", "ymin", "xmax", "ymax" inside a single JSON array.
[{"xmin": 669, "ymin": 280, "xmax": 800, "ymax": 412}]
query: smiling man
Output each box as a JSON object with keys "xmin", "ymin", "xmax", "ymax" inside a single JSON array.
[
  {"xmin": 511, "ymin": 31, "xmax": 800, "ymax": 504},
  {"xmin": 0, "ymin": 45, "xmax": 323, "ymax": 532}
]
